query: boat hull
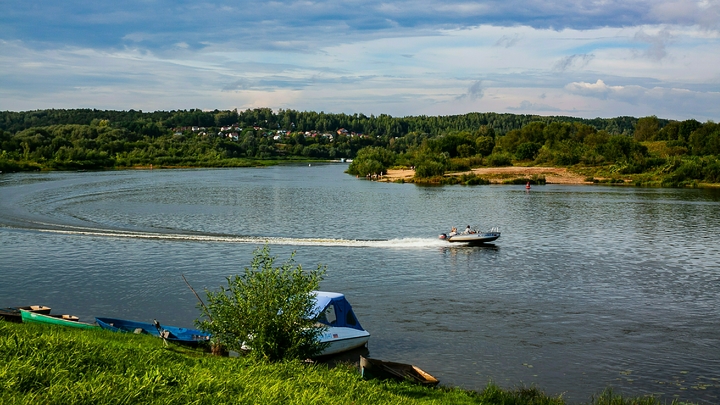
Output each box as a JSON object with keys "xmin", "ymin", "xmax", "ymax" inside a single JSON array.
[
  {"xmin": 360, "ymin": 355, "xmax": 439, "ymax": 385},
  {"xmin": 20, "ymin": 310, "xmax": 99, "ymax": 330},
  {"xmin": 446, "ymin": 232, "xmax": 500, "ymax": 244},
  {"xmin": 0, "ymin": 305, "xmax": 52, "ymax": 323},
  {"xmin": 317, "ymin": 326, "xmax": 370, "ymax": 356},
  {"xmin": 95, "ymin": 317, "xmax": 210, "ymax": 346}
]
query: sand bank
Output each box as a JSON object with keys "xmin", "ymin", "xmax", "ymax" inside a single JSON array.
[{"xmin": 380, "ymin": 166, "xmax": 594, "ymax": 184}]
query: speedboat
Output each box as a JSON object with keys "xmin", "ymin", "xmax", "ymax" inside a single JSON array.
[
  {"xmin": 312, "ymin": 291, "xmax": 370, "ymax": 356},
  {"xmin": 439, "ymin": 227, "xmax": 501, "ymax": 245}
]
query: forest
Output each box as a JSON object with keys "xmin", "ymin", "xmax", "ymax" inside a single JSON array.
[{"xmin": 1, "ymin": 109, "xmax": 718, "ymax": 187}]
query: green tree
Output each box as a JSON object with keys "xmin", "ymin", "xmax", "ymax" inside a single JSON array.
[
  {"xmin": 413, "ymin": 150, "xmax": 449, "ymax": 178},
  {"xmin": 515, "ymin": 142, "xmax": 541, "ymax": 160},
  {"xmin": 634, "ymin": 116, "xmax": 660, "ymax": 141},
  {"xmin": 347, "ymin": 146, "xmax": 396, "ymax": 176},
  {"xmin": 197, "ymin": 245, "xmax": 327, "ymax": 361},
  {"xmin": 475, "ymin": 135, "xmax": 495, "ymax": 157}
]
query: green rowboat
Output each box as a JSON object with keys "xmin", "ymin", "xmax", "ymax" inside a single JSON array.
[{"xmin": 20, "ymin": 309, "xmax": 99, "ymax": 330}]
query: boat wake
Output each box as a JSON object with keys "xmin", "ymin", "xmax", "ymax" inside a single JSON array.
[{"xmin": 9, "ymin": 224, "xmax": 447, "ymax": 249}]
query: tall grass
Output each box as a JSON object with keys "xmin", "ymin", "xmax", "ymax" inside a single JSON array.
[{"xmin": 0, "ymin": 321, "xmax": 692, "ymax": 405}]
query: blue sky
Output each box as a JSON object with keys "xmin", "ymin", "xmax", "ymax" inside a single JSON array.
[{"xmin": 1, "ymin": 0, "xmax": 719, "ymax": 121}]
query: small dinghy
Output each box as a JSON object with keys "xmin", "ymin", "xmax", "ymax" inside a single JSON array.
[
  {"xmin": 360, "ymin": 355, "xmax": 439, "ymax": 386},
  {"xmin": 95, "ymin": 317, "xmax": 210, "ymax": 347},
  {"xmin": 0, "ymin": 305, "xmax": 52, "ymax": 323},
  {"xmin": 20, "ymin": 310, "xmax": 99, "ymax": 330}
]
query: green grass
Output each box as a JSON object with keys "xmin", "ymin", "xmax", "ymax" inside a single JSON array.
[{"xmin": 0, "ymin": 321, "xmax": 693, "ymax": 405}]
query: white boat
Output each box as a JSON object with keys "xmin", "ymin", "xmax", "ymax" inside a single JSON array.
[
  {"xmin": 439, "ymin": 227, "xmax": 501, "ymax": 245},
  {"xmin": 312, "ymin": 291, "xmax": 370, "ymax": 356}
]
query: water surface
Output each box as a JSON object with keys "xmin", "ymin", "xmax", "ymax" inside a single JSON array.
[{"xmin": 1, "ymin": 164, "xmax": 719, "ymax": 404}]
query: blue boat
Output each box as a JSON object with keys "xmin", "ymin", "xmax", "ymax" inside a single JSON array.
[{"xmin": 95, "ymin": 317, "xmax": 210, "ymax": 346}]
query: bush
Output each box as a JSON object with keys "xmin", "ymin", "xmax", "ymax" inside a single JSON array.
[
  {"xmin": 197, "ymin": 245, "xmax": 327, "ymax": 361},
  {"xmin": 486, "ymin": 153, "xmax": 513, "ymax": 167},
  {"xmin": 458, "ymin": 173, "xmax": 490, "ymax": 185},
  {"xmin": 515, "ymin": 142, "xmax": 541, "ymax": 160},
  {"xmin": 414, "ymin": 160, "xmax": 445, "ymax": 178}
]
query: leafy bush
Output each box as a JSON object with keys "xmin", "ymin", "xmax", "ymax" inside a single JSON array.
[
  {"xmin": 414, "ymin": 159, "xmax": 446, "ymax": 178},
  {"xmin": 197, "ymin": 245, "xmax": 327, "ymax": 361},
  {"xmin": 347, "ymin": 146, "xmax": 397, "ymax": 176},
  {"xmin": 458, "ymin": 173, "xmax": 490, "ymax": 185},
  {"xmin": 515, "ymin": 142, "xmax": 541, "ymax": 160},
  {"xmin": 486, "ymin": 153, "xmax": 513, "ymax": 167}
]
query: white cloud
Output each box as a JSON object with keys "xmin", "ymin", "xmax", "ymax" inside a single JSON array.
[{"xmin": 1, "ymin": 8, "xmax": 719, "ymax": 122}]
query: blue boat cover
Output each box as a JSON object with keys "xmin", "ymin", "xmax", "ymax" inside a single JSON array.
[{"xmin": 311, "ymin": 291, "xmax": 365, "ymax": 331}]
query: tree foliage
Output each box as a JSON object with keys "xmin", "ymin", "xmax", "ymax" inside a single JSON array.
[
  {"xmin": 196, "ymin": 245, "xmax": 327, "ymax": 361},
  {"xmin": 1, "ymin": 108, "xmax": 719, "ymax": 186},
  {"xmin": 346, "ymin": 146, "xmax": 397, "ymax": 176}
]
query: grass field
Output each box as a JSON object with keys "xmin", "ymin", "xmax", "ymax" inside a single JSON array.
[{"xmin": 0, "ymin": 321, "xmax": 687, "ymax": 405}]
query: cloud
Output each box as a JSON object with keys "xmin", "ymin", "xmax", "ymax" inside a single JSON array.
[
  {"xmin": 495, "ymin": 34, "xmax": 521, "ymax": 48},
  {"xmin": 1, "ymin": 4, "xmax": 719, "ymax": 121},
  {"xmin": 1, "ymin": 1, "xmax": 718, "ymax": 54},
  {"xmin": 553, "ymin": 54, "xmax": 595, "ymax": 71},
  {"xmin": 507, "ymin": 100, "xmax": 563, "ymax": 112},
  {"xmin": 564, "ymin": 79, "xmax": 720, "ymax": 119},
  {"xmin": 456, "ymin": 80, "xmax": 484, "ymax": 101},
  {"xmin": 565, "ymin": 79, "xmax": 625, "ymax": 100},
  {"xmin": 633, "ymin": 27, "xmax": 672, "ymax": 60}
]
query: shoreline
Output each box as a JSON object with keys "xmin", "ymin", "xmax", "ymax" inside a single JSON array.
[{"xmin": 379, "ymin": 166, "xmax": 596, "ymax": 185}]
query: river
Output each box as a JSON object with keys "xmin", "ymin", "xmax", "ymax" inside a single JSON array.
[{"xmin": 1, "ymin": 164, "xmax": 718, "ymax": 404}]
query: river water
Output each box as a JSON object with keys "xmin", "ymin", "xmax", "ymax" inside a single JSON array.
[{"xmin": 1, "ymin": 164, "xmax": 719, "ymax": 404}]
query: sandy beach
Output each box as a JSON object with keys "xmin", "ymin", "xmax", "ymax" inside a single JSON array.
[{"xmin": 380, "ymin": 166, "xmax": 593, "ymax": 184}]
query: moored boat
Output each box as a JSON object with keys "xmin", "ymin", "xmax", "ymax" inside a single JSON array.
[
  {"xmin": 95, "ymin": 317, "xmax": 210, "ymax": 346},
  {"xmin": 20, "ymin": 309, "xmax": 99, "ymax": 330},
  {"xmin": 312, "ymin": 291, "xmax": 371, "ymax": 356},
  {"xmin": 0, "ymin": 305, "xmax": 51, "ymax": 323},
  {"xmin": 360, "ymin": 355, "xmax": 439, "ymax": 386}
]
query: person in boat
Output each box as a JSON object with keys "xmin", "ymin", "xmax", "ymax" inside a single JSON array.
[
  {"xmin": 448, "ymin": 227, "xmax": 458, "ymax": 237},
  {"xmin": 462, "ymin": 225, "xmax": 475, "ymax": 235}
]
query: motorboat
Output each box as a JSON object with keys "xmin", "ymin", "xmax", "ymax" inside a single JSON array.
[
  {"xmin": 312, "ymin": 291, "xmax": 370, "ymax": 356},
  {"xmin": 439, "ymin": 227, "xmax": 500, "ymax": 245}
]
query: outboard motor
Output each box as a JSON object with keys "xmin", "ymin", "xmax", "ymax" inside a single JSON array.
[{"xmin": 439, "ymin": 233, "xmax": 447, "ymax": 240}]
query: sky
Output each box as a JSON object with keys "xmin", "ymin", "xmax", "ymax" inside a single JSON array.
[{"xmin": 1, "ymin": 0, "xmax": 719, "ymax": 121}]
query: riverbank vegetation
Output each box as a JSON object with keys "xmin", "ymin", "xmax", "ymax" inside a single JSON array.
[
  {"xmin": 1, "ymin": 109, "xmax": 718, "ymax": 187},
  {"xmin": 198, "ymin": 245, "xmax": 328, "ymax": 361},
  {"xmin": 0, "ymin": 321, "xmax": 686, "ymax": 405}
]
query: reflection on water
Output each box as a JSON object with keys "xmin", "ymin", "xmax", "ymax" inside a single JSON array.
[{"xmin": 1, "ymin": 165, "xmax": 719, "ymax": 404}]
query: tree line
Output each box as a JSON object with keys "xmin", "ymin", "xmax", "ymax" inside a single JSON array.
[{"xmin": 1, "ymin": 109, "xmax": 718, "ymax": 186}]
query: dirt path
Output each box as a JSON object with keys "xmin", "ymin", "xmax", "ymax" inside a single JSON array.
[{"xmin": 380, "ymin": 166, "xmax": 592, "ymax": 184}]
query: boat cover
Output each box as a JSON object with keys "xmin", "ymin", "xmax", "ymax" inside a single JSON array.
[{"xmin": 311, "ymin": 291, "xmax": 365, "ymax": 331}]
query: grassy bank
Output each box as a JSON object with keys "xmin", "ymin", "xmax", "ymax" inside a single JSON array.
[{"xmin": 0, "ymin": 321, "xmax": 686, "ymax": 405}]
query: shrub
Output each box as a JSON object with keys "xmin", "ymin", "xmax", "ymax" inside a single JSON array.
[
  {"xmin": 486, "ymin": 153, "xmax": 513, "ymax": 167},
  {"xmin": 197, "ymin": 245, "xmax": 327, "ymax": 361},
  {"xmin": 414, "ymin": 160, "xmax": 445, "ymax": 178},
  {"xmin": 515, "ymin": 142, "xmax": 541, "ymax": 160}
]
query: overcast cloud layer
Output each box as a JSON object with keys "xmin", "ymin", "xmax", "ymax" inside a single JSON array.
[{"xmin": 1, "ymin": 0, "xmax": 719, "ymax": 120}]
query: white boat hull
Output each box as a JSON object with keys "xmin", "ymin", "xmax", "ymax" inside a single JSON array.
[
  {"xmin": 318, "ymin": 326, "xmax": 371, "ymax": 356},
  {"xmin": 447, "ymin": 232, "xmax": 500, "ymax": 243},
  {"xmin": 439, "ymin": 229, "xmax": 501, "ymax": 244}
]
